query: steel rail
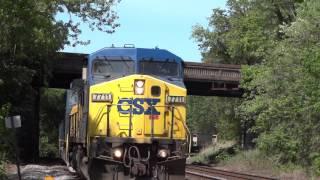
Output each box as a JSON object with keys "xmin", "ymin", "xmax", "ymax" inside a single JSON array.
[{"xmin": 186, "ymin": 165, "xmax": 278, "ymax": 180}]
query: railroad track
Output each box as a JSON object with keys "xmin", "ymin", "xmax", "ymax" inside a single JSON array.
[{"xmin": 186, "ymin": 165, "xmax": 278, "ymax": 180}]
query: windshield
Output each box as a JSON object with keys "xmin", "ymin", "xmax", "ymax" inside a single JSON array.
[
  {"xmin": 139, "ymin": 61, "xmax": 180, "ymax": 77},
  {"xmin": 92, "ymin": 59, "xmax": 134, "ymax": 79}
]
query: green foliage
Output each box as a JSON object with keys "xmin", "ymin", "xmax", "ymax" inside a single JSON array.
[
  {"xmin": 239, "ymin": 0, "xmax": 320, "ymax": 168},
  {"xmin": 310, "ymin": 153, "xmax": 320, "ymax": 176},
  {"xmin": 192, "ymin": 0, "xmax": 295, "ymax": 64},
  {"xmin": 0, "ymin": 104, "xmax": 10, "ymax": 135},
  {"xmin": 193, "ymin": 0, "xmax": 320, "ymax": 175},
  {"xmin": 219, "ymin": 149, "xmax": 278, "ymax": 173},
  {"xmin": 0, "ymin": 0, "xmax": 120, "ymax": 160},
  {"xmin": 39, "ymin": 136, "xmax": 58, "ymax": 158},
  {"xmin": 39, "ymin": 88, "xmax": 66, "ymax": 158},
  {"xmin": 0, "ymin": 153, "xmax": 7, "ymax": 180},
  {"xmin": 187, "ymin": 96, "xmax": 241, "ymax": 140},
  {"xmin": 219, "ymin": 149, "xmax": 313, "ymax": 179},
  {"xmin": 188, "ymin": 141, "xmax": 236, "ymax": 165},
  {"xmin": 190, "ymin": 0, "xmax": 297, "ymax": 147},
  {"xmin": 0, "ymin": 104, "xmax": 12, "ymax": 153},
  {"xmin": 0, "ymin": 106, "xmax": 9, "ymax": 179},
  {"xmin": 257, "ymin": 128, "xmax": 299, "ymax": 163}
]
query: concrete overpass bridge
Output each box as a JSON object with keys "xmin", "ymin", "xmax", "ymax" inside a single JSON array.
[{"xmin": 49, "ymin": 52, "xmax": 243, "ymax": 97}]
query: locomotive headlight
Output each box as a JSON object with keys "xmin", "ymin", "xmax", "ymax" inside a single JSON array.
[
  {"xmin": 166, "ymin": 96, "xmax": 186, "ymax": 104},
  {"xmin": 136, "ymin": 80, "xmax": 144, "ymax": 88},
  {"xmin": 135, "ymin": 80, "xmax": 145, "ymax": 95},
  {"xmin": 158, "ymin": 149, "xmax": 169, "ymax": 158},
  {"xmin": 113, "ymin": 148, "xmax": 122, "ymax": 158}
]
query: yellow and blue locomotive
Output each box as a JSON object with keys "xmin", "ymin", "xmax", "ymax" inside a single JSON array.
[{"xmin": 59, "ymin": 46, "xmax": 190, "ymax": 179}]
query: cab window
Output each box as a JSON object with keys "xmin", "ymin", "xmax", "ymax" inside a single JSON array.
[
  {"xmin": 139, "ymin": 61, "xmax": 180, "ymax": 77},
  {"xmin": 92, "ymin": 59, "xmax": 134, "ymax": 79}
]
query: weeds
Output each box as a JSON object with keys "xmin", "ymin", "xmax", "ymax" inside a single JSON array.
[
  {"xmin": 220, "ymin": 149, "xmax": 314, "ymax": 179},
  {"xmin": 39, "ymin": 136, "xmax": 58, "ymax": 158},
  {"xmin": 187, "ymin": 141, "xmax": 236, "ymax": 165},
  {"xmin": 0, "ymin": 153, "xmax": 7, "ymax": 179},
  {"xmin": 188, "ymin": 145, "xmax": 319, "ymax": 179}
]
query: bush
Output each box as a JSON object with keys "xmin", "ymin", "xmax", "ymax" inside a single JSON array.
[
  {"xmin": 219, "ymin": 149, "xmax": 277, "ymax": 172},
  {"xmin": 187, "ymin": 141, "xmax": 236, "ymax": 165},
  {"xmin": 39, "ymin": 88, "xmax": 65, "ymax": 158},
  {"xmin": 257, "ymin": 128, "xmax": 299, "ymax": 163},
  {"xmin": 39, "ymin": 136, "xmax": 58, "ymax": 158},
  {"xmin": 0, "ymin": 153, "xmax": 7, "ymax": 179},
  {"xmin": 0, "ymin": 105, "xmax": 9, "ymax": 179},
  {"xmin": 311, "ymin": 153, "xmax": 320, "ymax": 176}
]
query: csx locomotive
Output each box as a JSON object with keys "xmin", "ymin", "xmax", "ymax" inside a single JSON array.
[{"xmin": 59, "ymin": 46, "xmax": 190, "ymax": 179}]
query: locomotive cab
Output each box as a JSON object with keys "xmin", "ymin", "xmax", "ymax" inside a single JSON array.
[{"xmin": 61, "ymin": 47, "xmax": 189, "ymax": 180}]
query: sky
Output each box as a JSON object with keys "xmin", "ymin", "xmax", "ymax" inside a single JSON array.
[{"xmin": 62, "ymin": 0, "xmax": 227, "ymax": 62}]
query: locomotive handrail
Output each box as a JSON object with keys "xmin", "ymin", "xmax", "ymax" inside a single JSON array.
[
  {"xmin": 93, "ymin": 104, "xmax": 108, "ymax": 131},
  {"xmin": 171, "ymin": 107, "xmax": 174, "ymax": 139},
  {"xmin": 103, "ymin": 103, "xmax": 185, "ymax": 140},
  {"xmin": 182, "ymin": 118, "xmax": 192, "ymax": 155},
  {"xmin": 129, "ymin": 104, "xmax": 133, "ymax": 137},
  {"xmin": 106, "ymin": 105, "xmax": 111, "ymax": 137}
]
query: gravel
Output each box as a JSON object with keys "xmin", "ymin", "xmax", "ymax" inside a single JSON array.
[{"xmin": 7, "ymin": 164, "xmax": 81, "ymax": 180}]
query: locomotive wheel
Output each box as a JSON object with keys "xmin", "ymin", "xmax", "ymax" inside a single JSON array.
[
  {"xmin": 69, "ymin": 146, "xmax": 90, "ymax": 179},
  {"xmin": 75, "ymin": 146, "xmax": 88, "ymax": 179},
  {"xmin": 70, "ymin": 146, "xmax": 78, "ymax": 171}
]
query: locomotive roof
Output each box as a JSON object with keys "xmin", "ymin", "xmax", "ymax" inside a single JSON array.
[{"xmin": 89, "ymin": 47, "xmax": 183, "ymax": 63}]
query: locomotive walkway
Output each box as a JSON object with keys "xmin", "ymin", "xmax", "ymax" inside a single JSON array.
[{"xmin": 49, "ymin": 52, "xmax": 242, "ymax": 97}]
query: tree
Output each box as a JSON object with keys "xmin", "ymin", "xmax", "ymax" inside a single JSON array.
[
  {"xmin": 187, "ymin": 96, "xmax": 241, "ymax": 141},
  {"xmin": 238, "ymin": 0, "xmax": 320, "ymax": 169},
  {"xmin": 192, "ymin": 0, "xmax": 297, "ymax": 65},
  {"xmin": 0, "ymin": 0, "xmax": 120, "ymax": 161},
  {"xmin": 192, "ymin": 0, "xmax": 320, "ymax": 174},
  {"xmin": 191, "ymin": 0, "xmax": 302, "ymax": 150},
  {"xmin": 39, "ymin": 88, "xmax": 66, "ymax": 158},
  {"xmin": 190, "ymin": 0, "xmax": 296, "ymax": 146}
]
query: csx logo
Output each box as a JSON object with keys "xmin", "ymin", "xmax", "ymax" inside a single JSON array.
[{"xmin": 117, "ymin": 98, "xmax": 160, "ymax": 115}]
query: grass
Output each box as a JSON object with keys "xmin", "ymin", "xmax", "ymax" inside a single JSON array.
[
  {"xmin": 219, "ymin": 149, "xmax": 318, "ymax": 179},
  {"xmin": 187, "ymin": 141, "xmax": 236, "ymax": 165},
  {"xmin": 218, "ymin": 149, "xmax": 278, "ymax": 176},
  {"xmin": 188, "ymin": 144, "xmax": 319, "ymax": 180}
]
